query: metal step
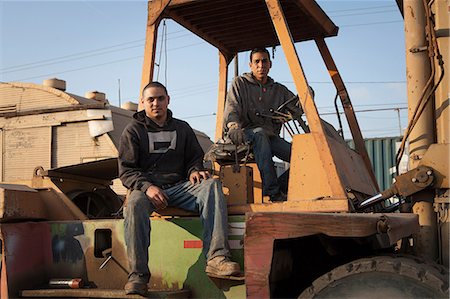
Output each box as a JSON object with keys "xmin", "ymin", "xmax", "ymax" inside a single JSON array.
[{"xmin": 20, "ymin": 288, "xmax": 190, "ymax": 299}]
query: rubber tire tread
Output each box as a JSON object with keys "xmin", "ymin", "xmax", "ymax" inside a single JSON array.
[{"xmin": 299, "ymin": 255, "xmax": 449, "ymax": 298}]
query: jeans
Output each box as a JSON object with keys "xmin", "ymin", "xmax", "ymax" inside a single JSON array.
[
  {"xmin": 244, "ymin": 127, "xmax": 291, "ymax": 196},
  {"xmin": 123, "ymin": 178, "xmax": 231, "ymax": 283}
]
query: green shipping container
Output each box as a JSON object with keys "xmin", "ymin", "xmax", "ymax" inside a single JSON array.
[{"xmin": 347, "ymin": 136, "xmax": 402, "ymax": 191}]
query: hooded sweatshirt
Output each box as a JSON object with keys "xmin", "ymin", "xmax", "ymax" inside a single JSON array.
[
  {"xmin": 223, "ymin": 72, "xmax": 299, "ymax": 136},
  {"xmin": 118, "ymin": 109, "xmax": 204, "ymax": 192}
]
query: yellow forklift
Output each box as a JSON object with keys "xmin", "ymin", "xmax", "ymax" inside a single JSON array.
[
  {"xmin": 0, "ymin": 0, "xmax": 448, "ymax": 298},
  {"xmin": 138, "ymin": 0, "xmax": 448, "ymax": 297}
]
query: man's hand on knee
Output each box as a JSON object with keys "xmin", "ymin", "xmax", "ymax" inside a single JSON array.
[
  {"xmin": 190, "ymin": 170, "xmax": 210, "ymax": 184},
  {"xmin": 145, "ymin": 186, "xmax": 168, "ymax": 210}
]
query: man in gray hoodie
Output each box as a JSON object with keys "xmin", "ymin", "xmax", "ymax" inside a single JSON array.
[{"xmin": 223, "ymin": 48, "xmax": 302, "ymax": 202}]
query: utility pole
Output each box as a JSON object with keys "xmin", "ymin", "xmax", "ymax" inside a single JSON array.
[
  {"xmin": 395, "ymin": 108, "xmax": 402, "ymax": 136},
  {"xmin": 118, "ymin": 79, "xmax": 121, "ymax": 107},
  {"xmin": 234, "ymin": 54, "xmax": 239, "ymax": 78}
]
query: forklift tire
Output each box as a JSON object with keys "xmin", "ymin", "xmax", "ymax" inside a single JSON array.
[{"xmin": 299, "ymin": 255, "xmax": 449, "ymax": 299}]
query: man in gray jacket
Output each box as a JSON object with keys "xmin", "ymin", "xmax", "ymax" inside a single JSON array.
[{"xmin": 223, "ymin": 48, "xmax": 302, "ymax": 202}]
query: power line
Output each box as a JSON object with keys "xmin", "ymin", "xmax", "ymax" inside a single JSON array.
[
  {"xmin": 340, "ymin": 20, "xmax": 403, "ymax": 27},
  {"xmin": 279, "ymin": 80, "xmax": 406, "ymax": 84},
  {"xmin": 11, "ymin": 42, "xmax": 204, "ymax": 82},
  {"xmin": 0, "ymin": 39, "xmax": 142, "ymax": 73},
  {"xmin": 321, "ymin": 107, "xmax": 407, "ymax": 116},
  {"xmin": 1, "ymin": 31, "xmax": 190, "ymax": 73},
  {"xmin": 330, "ymin": 9, "xmax": 397, "ymax": 18},
  {"xmin": 318, "ymin": 102, "xmax": 407, "ymax": 109},
  {"xmin": 3, "ymin": 11, "xmax": 403, "ymax": 74},
  {"xmin": 1, "ymin": 43, "xmax": 144, "ymax": 74},
  {"xmin": 326, "ymin": 4, "xmax": 395, "ymax": 14},
  {"xmin": 183, "ymin": 113, "xmax": 216, "ymax": 119},
  {"xmin": 12, "ymin": 56, "xmax": 142, "ymax": 82},
  {"xmin": 178, "ymin": 106, "xmax": 407, "ymax": 120}
]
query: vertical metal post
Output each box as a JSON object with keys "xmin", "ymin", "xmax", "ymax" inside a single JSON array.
[
  {"xmin": 118, "ymin": 79, "xmax": 121, "ymax": 108},
  {"xmin": 404, "ymin": 0, "xmax": 435, "ymax": 167},
  {"xmin": 396, "ymin": 108, "xmax": 402, "ymax": 136},
  {"xmin": 404, "ymin": 0, "xmax": 437, "ymax": 261},
  {"xmin": 139, "ymin": 0, "xmax": 171, "ymax": 111},
  {"xmin": 214, "ymin": 51, "xmax": 230, "ymax": 142},
  {"xmin": 139, "ymin": 22, "xmax": 159, "ymax": 112},
  {"xmin": 433, "ymin": 0, "xmax": 450, "ymax": 268},
  {"xmin": 433, "ymin": 0, "xmax": 449, "ymax": 144},
  {"xmin": 265, "ymin": 0, "xmax": 346, "ymax": 199},
  {"xmin": 0, "ymin": 129, "xmax": 2, "ymax": 182},
  {"xmin": 234, "ymin": 54, "xmax": 239, "ymax": 78}
]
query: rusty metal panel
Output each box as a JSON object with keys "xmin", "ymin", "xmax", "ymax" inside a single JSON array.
[
  {"xmin": 288, "ymin": 134, "xmax": 334, "ymax": 200},
  {"xmin": 3, "ymin": 127, "xmax": 51, "ymax": 182},
  {"xmin": 0, "ymin": 184, "xmax": 43, "ymax": 221},
  {"xmin": 288, "ymin": 132, "xmax": 377, "ymax": 208},
  {"xmin": 419, "ymin": 143, "xmax": 449, "ymax": 188},
  {"xmin": 0, "ymin": 222, "xmax": 53, "ymax": 299},
  {"xmin": 330, "ymin": 137, "xmax": 378, "ymax": 196},
  {"xmin": 0, "ymin": 183, "xmax": 86, "ymax": 222},
  {"xmin": 52, "ymin": 123, "xmax": 116, "ymax": 168},
  {"xmin": 220, "ymin": 165, "xmax": 254, "ymax": 205},
  {"xmin": 244, "ymin": 212, "xmax": 420, "ymax": 298},
  {"xmin": 2, "ymin": 217, "xmax": 245, "ymax": 298}
]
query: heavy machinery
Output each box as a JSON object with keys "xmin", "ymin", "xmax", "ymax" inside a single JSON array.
[{"xmin": 0, "ymin": 0, "xmax": 448, "ymax": 298}]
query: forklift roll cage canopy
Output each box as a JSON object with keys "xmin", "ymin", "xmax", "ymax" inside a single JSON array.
[
  {"xmin": 151, "ymin": 0, "xmax": 338, "ymax": 59},
  {"xmin": 141, "ymin": 0, "xmax": 379, "ymax": 205},
  {"xmin": 141, "ymin": 0, "xmax": 338, "ymax": 89}
]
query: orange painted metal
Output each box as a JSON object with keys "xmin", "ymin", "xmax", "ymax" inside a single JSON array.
[
  {"xmin": 139, "ymin": 22, "xmax": 159, "ymax": 112},
  {"xmin": 265, "ymin": 0, "xmax": 348, "ymax": 200},
  {"xmin": 214, "ymin": 51, "xmax": 230, "ymax": 141},
  {"xmin": 315, "ymin": 38, "xmax": 379, "ymax": 191},
  {"xmin": 139, "ymin": 0, "xmax": 172, "ymax": 111}
]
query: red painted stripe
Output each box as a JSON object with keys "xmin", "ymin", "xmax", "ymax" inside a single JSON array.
[{"xmin": 184, "ymin": 240, "xmax": 203, "ymax": 248}]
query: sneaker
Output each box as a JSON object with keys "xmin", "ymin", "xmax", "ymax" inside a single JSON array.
[
  {"xmin": 206, "ymin": 256, "xmax": 241, "ymax": 276},
  {"xmin": 124, "ymin": 281, "xmax": 148, "ymax": 296},
  {"xmin": 270, "ymin": 192, "xmax": 287, "ymax": 202}
]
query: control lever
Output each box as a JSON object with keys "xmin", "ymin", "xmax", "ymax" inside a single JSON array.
[
  {"xmin": 358, "ymin": 166, "xmax": 434, "ymax": 210},
  {"xmin": 99, "ymin": 248, "xmax": 113, "ymax": 269},
  {"xmin": 98, "ymin": 248, "xmax": 128, "ymax": 274}
]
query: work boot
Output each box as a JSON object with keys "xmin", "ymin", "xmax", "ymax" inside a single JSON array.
[
  {"xmin": 270, "ymin": 192, "xmax": 287, "ymax": 202},
  {"xmin": 206, "ymin": 256, "xmax": 241, "ymax": 276},
  {"xmin": 124, "ymin": 281, "xmax": 148, "ymax": 296}
]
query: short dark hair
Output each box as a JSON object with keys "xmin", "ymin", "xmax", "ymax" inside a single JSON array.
[
  {"xmin": 250, "ymin": 48, "xmax": 271, "ymax": 62},
  {"xmin": 142, "ymin": 81, "xmax": 168, "ymax": 97}
]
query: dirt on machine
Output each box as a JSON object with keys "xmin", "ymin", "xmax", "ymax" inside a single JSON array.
[{"xmin": 0, "ymin": 0, "xmax": 448, "ymax": 298}]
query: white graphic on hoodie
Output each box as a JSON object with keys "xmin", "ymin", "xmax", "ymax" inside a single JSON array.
[{"xmin": 148, "ymin": 131, "xmax": 177, "ymax": 153}]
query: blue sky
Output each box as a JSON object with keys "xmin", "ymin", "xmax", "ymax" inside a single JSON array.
[{"xmin": 1, "ymin": 0, "xmax": 407, "ymax": 140}]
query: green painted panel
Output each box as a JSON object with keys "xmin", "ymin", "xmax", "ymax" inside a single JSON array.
[
  {"xmin": 149, "ymin": 215, "xmax": 246, "ymax": 298},
  {"xmin": 29, "ymin": 217, "xmax": 246, "ymax": 297}
]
